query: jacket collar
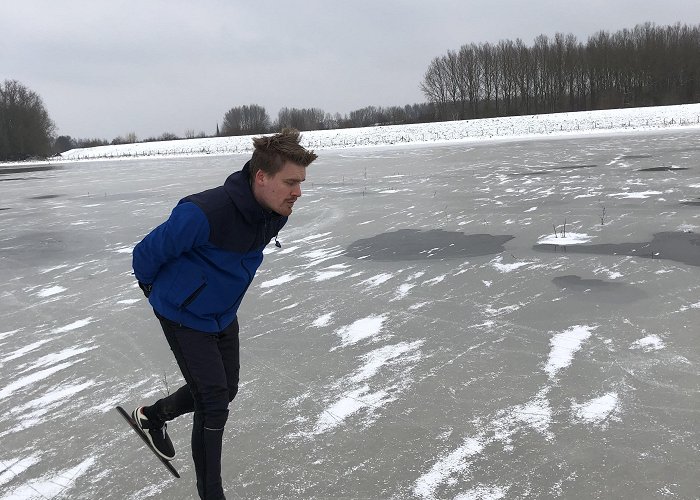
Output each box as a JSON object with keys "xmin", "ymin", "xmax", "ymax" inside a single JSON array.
[{"xmin": 224, "ymin": 161, "xmax": 284, "ymax": 225}]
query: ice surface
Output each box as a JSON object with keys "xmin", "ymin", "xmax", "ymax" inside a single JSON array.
[{"xmin": 0, "ymin": 112, "xmax": 698, "ymax": 498}]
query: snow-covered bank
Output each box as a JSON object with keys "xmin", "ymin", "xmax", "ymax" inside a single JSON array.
[{"xmin": 54, "ymin": 103, "xmax": 700, "ymax": 162}]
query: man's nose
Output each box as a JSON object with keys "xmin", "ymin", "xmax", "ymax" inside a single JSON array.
[{"xmin": 293, "ymin": 184, "xmax": 302, "ymax": 197}]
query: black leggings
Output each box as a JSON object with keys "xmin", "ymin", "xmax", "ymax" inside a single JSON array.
[{"xmin": 145, "ymin": 312, "xmax": 239, "ymax": 500}]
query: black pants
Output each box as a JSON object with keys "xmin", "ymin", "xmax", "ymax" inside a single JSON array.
[{"xmin": 145, "ymin": 312, "xmax": 239, "ymax": 500}]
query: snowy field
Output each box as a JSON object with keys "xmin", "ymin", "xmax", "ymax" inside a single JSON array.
[
  {"xmin": 48, "ymin": 103, "xmax": 700, "ymax": 161},
  {"xmin": 1, "ymin": 107, "xmax": 699, "ymax": 499}
]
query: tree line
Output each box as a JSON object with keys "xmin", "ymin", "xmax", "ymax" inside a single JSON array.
[
  {"xmin": 2, "ymin": 22, "xmax": 698, "ymax": 161},
  {"xmin": 420, "ymin": 22, "xmax": 700, "ymax": 120},
  {"xmin": 218, "ymin": 103, "xmax": 437, "ymax": 136}
]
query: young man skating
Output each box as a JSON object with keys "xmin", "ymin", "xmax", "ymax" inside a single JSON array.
[{"xmin": 131, "ymin": 129, "xmax": 317, "ymax": 499}]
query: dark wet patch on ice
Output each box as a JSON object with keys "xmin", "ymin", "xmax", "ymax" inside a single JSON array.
[
  {"xmin": 346, "ymin": 229, "xmax": 514, "ymax": 261},
  {"xmin": 553, "ymin": 164, "xmax": 598, "ymax": 170},
  {"xmin": 0, "ymin": 207, "xmax": 10, "ymax": 211},
  {"xmin": 681, "ymin": 199, "xmax": 700, "ymax": 206},
  {"xmin": 0, "ymin": 165, "xmax": 59, "ymax": 175},
  {"xmin": 534, "ymin": 231, "xmax": 700, "ymax": 267},
  {"xmin": 552, "ymin": 275, "xmax": 647, "ymax": 303},
  {"xmin": 638, "ymin": 166, "xmax": 688, "ymax": 172},
  {"xmin": 30, "ymin": 194, "xmax": 62, "ymax": 200}
]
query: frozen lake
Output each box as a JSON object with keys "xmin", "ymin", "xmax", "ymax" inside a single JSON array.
[{"xmin": 1, "ymin": 129, "xmax": 698, "ymax": 499}]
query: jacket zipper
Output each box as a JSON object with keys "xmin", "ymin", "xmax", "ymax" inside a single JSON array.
[{"xmin": 180, "ymin": 282, "xmax": 207, "ymax": 309}]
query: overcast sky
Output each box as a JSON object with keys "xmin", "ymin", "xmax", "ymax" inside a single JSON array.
[{"xmin": 2, "ymin": 0, "xmax": 699, "ymax": 140}]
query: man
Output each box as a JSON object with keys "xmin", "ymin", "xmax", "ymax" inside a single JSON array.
[{"xmin": 131, "ymin": 129, "xmax": 317, "ymax": 499}]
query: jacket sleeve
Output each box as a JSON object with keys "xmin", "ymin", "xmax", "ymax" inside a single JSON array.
[{"xmin": 132, "ymin": 202, "xmax": 210, "ymax": 284}]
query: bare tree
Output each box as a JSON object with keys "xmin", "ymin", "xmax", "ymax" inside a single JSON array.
[
  {"xmin": 0, "ymin": 79, "xmax": 56, "ymax": 160},
  {"xmin": 221, "ymin": 104, "xmax": 270, "ymax": 136}
]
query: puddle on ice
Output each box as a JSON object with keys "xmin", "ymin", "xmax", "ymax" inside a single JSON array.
[
  {"xmin": 534, "ymin": 231, "xmax": 700, "ymax": 267},
  {"xmin": 346, "ymin": 229, "xmax": 514, "ymax": 261},
  {"xmin": 552, "ymin": 275, "xmax": 648, "ymax": 303}
]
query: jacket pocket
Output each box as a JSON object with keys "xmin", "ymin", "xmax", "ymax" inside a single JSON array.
[{"xmin": 179, "ymin": 281, "xmax": 207, "ymax": 309}]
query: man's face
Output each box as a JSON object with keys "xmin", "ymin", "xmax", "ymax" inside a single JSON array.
[{"xmin": 253, "ymin": 161, "xmax": 306, "ymax": 217}]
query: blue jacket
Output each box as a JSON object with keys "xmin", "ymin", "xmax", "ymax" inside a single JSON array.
[{"xmin": 132, "ymin": 162, "xmax": 287, "ymax": 332}]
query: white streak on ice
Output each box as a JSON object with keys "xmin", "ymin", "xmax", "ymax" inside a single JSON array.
[
  {"xmin": 16, "ymin": 381, "xmax": 95, "ymax": 412},
  {"xmin": 360, "ymin": 273, "xmax": 394, "ymax": 288},
  {"xmin": 259, "ymin": 273, "xmax": 298, "ymax": 288},
  {"xmin": 413, "ymin": 437, "xmax": 485, "ymax": 499},
  {"xmin": 313, "ymin": 270, "xmax": 346, "ymax": 282},
  {"xmin": 116, "ymin": 298, "xmax": 140, "ymax": 305},
  {"xmin": 313, "ymin": 386, "xmax": 389, "ymax": 434},
  {"xmin": 454, "ymin": 486, "xmax": 508, "ymax": 500},
  {"xmin": 544, "ymin": 325, "xmax": 595, "ymax": 379},
  {"xmin": 0, "ymin": 362, "xmax": 74, "ymax": 400},
  {"xmin": 0, "ymin": 456, "xmax": 96, "ymax": 499},
  {"xmin": 0, "ymin": 456, "xmax": 40, "ymax": 487},
  {"xmin": 608, "ymin": 190, "xmax": 662, "ymax": 199},
  {"xmin": 36, "ymin": 286, "xmax": 66, "ymax": 298},
  {"xmin": 31, "ymin": 346, "xmax": 96, "ymax": 369},
  {"xmin": 50, "ymin": 318, "xmax": 93, "ymax": 334},
  {"xmin": 1, "ymin": 339, "xmax": 52, "ymax": 363},
  {"xmin": 422, "ymin": 275, "xmax": 445, "ymax": 286}
]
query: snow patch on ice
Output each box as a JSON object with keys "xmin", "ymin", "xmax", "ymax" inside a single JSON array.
[
  {"xmin": 490, "ymin": 256, "xmax": 533, "ymax": 273},
  {"xmin": 544, "ymin": 325, "xmax": 595, "ymax": 379},
  {"xmin": 392, "ymin": 283, "xmax": 415, "ymax": 301},
  {"xmin": 572, "ymin": 392, "xmax": 619, "ymax": 426},
  {"xmin": 630, "ymin": 334, "xmax": 665, "ymax": 351},
  {"xmin": 537, "ymin": 232, "xmax": 592, "ymax": 245},
  {"xmin": 334, "ymin": 314, "xmax": 388, "ymax": 347},
  {"xmin": 350, "ymin": 340, "xmax": 424, "ymax": 383},
  {"xmin": 312, "ymin": 313, "xmax": 334, "ymax": 327}
]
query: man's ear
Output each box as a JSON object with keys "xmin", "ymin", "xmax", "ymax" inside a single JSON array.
[{"xmin": 254, "ymin": 169, "xmax": 267, "ymax": 186}]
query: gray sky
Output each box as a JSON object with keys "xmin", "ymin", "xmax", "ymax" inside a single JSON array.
[{"xmin": 2, "ymin": 0, "xmax": 699, "ymax": 140}]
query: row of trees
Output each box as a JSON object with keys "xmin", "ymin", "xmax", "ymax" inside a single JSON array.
[
  {"xmin": 420, "ymin": 22, "xmax": 700, "ymax": 120},
  {"xmin": 218, "ymin": 102, "xmax": 438, "ymax": 136}
]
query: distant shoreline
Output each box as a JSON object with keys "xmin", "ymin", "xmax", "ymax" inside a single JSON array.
[{"xmin": 3, "ymin": 103, "xmax": 700, "ymax": 166}]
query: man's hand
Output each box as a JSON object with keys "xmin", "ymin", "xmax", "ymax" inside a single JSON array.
[{"xmin": 138, "ymin": 281, "xmax": 153, "ymax": 298}]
